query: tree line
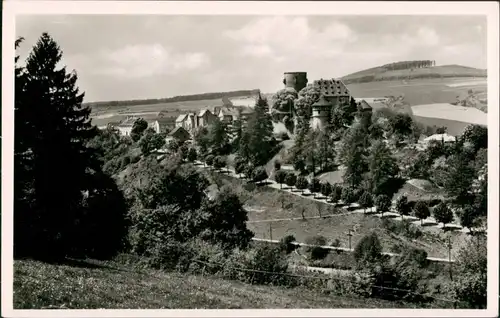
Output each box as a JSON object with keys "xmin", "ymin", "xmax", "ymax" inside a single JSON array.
[{"xmin": 382, "ymin": 60, "xmax": 436, "ymax": 71}]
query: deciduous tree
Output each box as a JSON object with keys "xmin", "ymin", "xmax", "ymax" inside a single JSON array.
[
  {"xmin": 395, "ymin": 195, "xmax": 410, "ymax": 220},
  {"xmin": 413, "ymin": 201, "xmax": 430, "ymax": 225},
  {"xmin": 295, "ymin": 176, "xmax": 309, "ymax": 194},
  {"xmin": 275, "ymin": 170, "xmax": 287, "ymax": 189},
  {"xmin": 359, "ymin": 191, "xmax": 374, "ymax": 213},
  {"xmin": 375, "ymin": 194, "xmax": 392, "ymax": 217},
  {"xmin": 433, "ymin": 202, "xmax": 454, "ymax": 228},
  {"xmin": 131, "ymin": 118, "xmax": 149, "ymax": 142}
]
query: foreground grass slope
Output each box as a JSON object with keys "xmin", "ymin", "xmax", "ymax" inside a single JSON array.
[{"xmin": 14, "ymin": 259, "xmax": 415, "ymax": 309}]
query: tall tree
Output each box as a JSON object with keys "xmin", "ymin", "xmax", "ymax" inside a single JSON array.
[
  {"xmin": 367, "ymin": 140, "xmax": 399, "ymax": 195},
  {"xmin": 339, "ymin": 125, "xmax": 369, "ymax": 188},
  {"xmin": 14, "ymin": 33, "xmax": 127, "ymax": 259},
  {"xmin": 130, "ymin": 118, "xmax": 148, "ymax": 142},
  {"xmin": 240, "ymin": 94, "xmax": 274, "ymax": 166},
  {"xmin": 207, "ymin": 119, "xmax": 230, "ymax": 156},
  {"xmin": 443, "ymin": 153, "xmax": 475, "ymax": 207},
  {"xmin": 230, "ymin": 108, "xmax": 244, "ymax": 151}
]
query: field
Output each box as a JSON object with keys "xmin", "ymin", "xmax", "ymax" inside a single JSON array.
[
  {"xmin": 90, "ymin": 98, "xmax": 227, "ymax": 127},
  {"xmin": 346, "ymin": 78, "xmax": 487, "ymax": 108},
  {"xmin": 14, "ymin": 258, "xmax": 418, "ymax": 309},
  {"xmin": 411, "ymin": 103, "xmax": 487, "ymax": 126},
  {"xmin": 209, "ymin": 172, "xmax": 467, "ymax": 260},
  {"xmin": 342, "ymin": 64, "xmax": 486, "ymax": 84},
  {"xmin": 246, "ymin": 214, "xmax": 466, "ymax": 260}
]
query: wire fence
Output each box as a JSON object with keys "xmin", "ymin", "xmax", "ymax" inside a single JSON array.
[{"xmin": 191, "ymin": 259, "xmax": 459, "ymax": 307}]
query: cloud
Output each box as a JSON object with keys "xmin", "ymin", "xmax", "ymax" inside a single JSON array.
[
  {"xmin": 224, "ymin": 16, "xmax": 356, "ymax": 60},
  {"xmin": 416, "ymin": 27, "xmax": 440, "ymax": 46},
  {"xmin": 96, "ymin": 43, "xmax": 210, "ymax": 78}
]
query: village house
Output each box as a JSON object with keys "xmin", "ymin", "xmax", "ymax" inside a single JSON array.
[
  {"xmin": 166, "ymin": 126, "xmax": 191, "ymax": 143},
  {"xmin": 196, "ymin": 109, "xmax": 217, "ymax": 127},
  {"xmin": 113, "ymin": 116, "xmax": 169, "ymax": 136}
]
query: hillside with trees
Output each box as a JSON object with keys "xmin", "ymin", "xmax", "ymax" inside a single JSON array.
[{"xmin": 341, "ymin": 61, "xmax": 486, "ymax": 84}]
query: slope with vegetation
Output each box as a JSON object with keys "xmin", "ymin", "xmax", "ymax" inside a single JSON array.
[{"xmin": 342, "ymin": 62, "xmax": 486, "ymax": 84}]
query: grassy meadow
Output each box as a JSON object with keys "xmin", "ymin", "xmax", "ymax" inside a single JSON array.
[{"xmin": 14, "ymin": 258, "xmax": 423, "ymax": 309}]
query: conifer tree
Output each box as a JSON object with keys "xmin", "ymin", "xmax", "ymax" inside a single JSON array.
[
  {"xmin": 14, "ymin": 33, "xmax": 127, "ymax": 259},
  {"xmin": 239, "ymin": 94, "xmax": 274, "ymax": 166}
]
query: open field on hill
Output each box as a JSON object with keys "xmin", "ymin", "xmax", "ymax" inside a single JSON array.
[
  {"xmin": 342, "ymin": 65, "xmax": 486, "ymax": 84},
  {"xmin": 14, "ymin": 259, "xmax": 422, "ymax": 309},
  {"xmin": 246, "ymin": 214, "xmax": 466, "ymax": 260},
  {"xmin": 346, "ymin": 78, "xmax": 487, "ymax": 108},
  {"xmin": 205, "ymin": 168, "xmax": 466, "ymax": 260},
  {"xmin": 411, "ymin": 103, "xmax": 487, "ymax": 126}
]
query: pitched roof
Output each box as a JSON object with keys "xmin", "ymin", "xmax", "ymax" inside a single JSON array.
[
  {"xmin": 219, "ymin": 107, "xmax": 239, "ymax": 117},
  {"xmin": 424, "ymin": 133, "xmax": 456, "ymax": 143},
  {"xmin": 358, "ymin": 99, "xmax": 373, "ymax": 110},
  {"xmin": 175, "ymin": 114, "xmax": 187, "ymax": 122},
  {"xmin": 198, "ymin": 109, "xmax": 212, "ymax": 117},
  {"xmin": 168, "ymin": 126, "xmax": 189, "ymax": 137},
  {"xmin": 314, "ymin": 79, "xmax": 350, "ymax": 97},
  {"xmin": 313, "ymin": 96, "xmax": 332, "ymax": 107},
  {"xmin": 117, "ymin": 116, "xmax": 138, "ymax": 127}
]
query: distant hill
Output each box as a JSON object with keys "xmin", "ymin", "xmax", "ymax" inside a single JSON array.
[
  {"xmin": 341, "ymin": 62, "xmax": 486, "ymax": 84},
  {"xmin": 85, "ymin": 89, "xmax": 261, "ymax": 109}
]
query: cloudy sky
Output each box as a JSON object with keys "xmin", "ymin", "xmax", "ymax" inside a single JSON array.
[{"xmin": 16, "ymin": 15, "xmax": 486, "ymax": 102}]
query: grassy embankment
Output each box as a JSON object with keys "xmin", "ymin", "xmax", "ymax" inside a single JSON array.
[{"xmin": 14, "ymin": 258, "xmax": 429, "ymax": 309}]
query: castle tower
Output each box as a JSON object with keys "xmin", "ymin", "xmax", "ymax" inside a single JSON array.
[
  {"xmin": 311, "ymin": 96, "xmax": 332, "ymax": 131},
  {"xmin": 283, "ymin": 72, "xmax": 308, "ymax": 93}
]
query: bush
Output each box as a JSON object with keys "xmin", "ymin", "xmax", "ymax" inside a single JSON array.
[
  {"xmin": 187, "ymin": 147, "xmax": 197, "ymax": 162},
  {"xmin": 450, "ymin": 236, "xmax": 487, "ymax": 308},
  {"xmin": 395, "ymin": 195, "xmax": 410, "ymax": 219},
  {"xmin": 213, "ymin": 155, "xmax": 226, "ymax": 170},
  {"xmin": 284, "ymin": 172, "xmax": 297, "ymax": 187},
  {"xmin": 279, "ymin": 235, "xmax": 297, "ymax": 254},
  {"xmin": 358, "ymin": 191, "xmax": 374, "ymax": 213},
  {"xmin": 292, "ymin": 157, "xmax": 305, "ymax": 173},
  {"xmin": 295, "ymin": 176, "xmax": 309, "ymax": 193},
  {"xmin": 234, "ymin": 156, "xmax": 247, "ymax": 176},
  {"xmin": 226, "ymin": 244, "xmax": 295, "ymax": 287},
  {"xmin": 252, "ymin": 166, "xmax": 268, "ymax": 183},
  {"xmin": 382, "ymin": 218, "xmax": 423, "ymax": 240},
  {"xmin": 432, "ymin": 202, "xmax": 454, "ymax": 227},
  {"xmin": 205, "ymin": 154, "xmax": 214, "ymax": 166},
  {"xmin": 354, "ymin": 232, "xmax": 383, "ymax": 266},
  {"xmin": 320, "ymin": 182, "xmax": 332, "ymax": 197},
  {"xmin": 273, "ymin": 160, "xmax": 281, "ymax": 171},
  {"xmin": 244, "ymin": 164, "xmax": 255, "ymax": 180},
  {"xmin": 413, "ymin": 201, "xmax": 430, "ymax": 225},
  {"xmin": 308, "ymin": 178, "xmax": 321, "ymax": 196},
  {"xmin": 278, "ymin": 132, "xmax": 290, "ymax": 141},
  {"xmin": 305, "ymin": 235, "xmax": 329, "ymax": 260},
  {"xmin": 274, "ymin": 170, "xmax": 287, "ymax": 188},
  {"xmin": 341, "ymin": 187, "xmax": 356, "ymax": 204},
  {"xmin": 330, "ymin": 184, "xmax": 342, "ymax": 203},
  {"xmin": 374, "ymin": 194, "xmax": 392, "ymax": 214},
  {"xmin": 184, "ymin": 239, "xmax": 229, "ymax": 275},
  {"xmin": 120, "ymin": 155, "xmax": 131, "ymax": 168}
]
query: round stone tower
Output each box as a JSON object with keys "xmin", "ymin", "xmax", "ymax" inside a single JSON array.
[{"xmin": 283, "ymin": 72, "xmax": 308, "ymax": 92}]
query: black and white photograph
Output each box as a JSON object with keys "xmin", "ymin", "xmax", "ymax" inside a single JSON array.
[{"xmin": 2, "ymin": 1, "xmax": 499, "ymax": 317}]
